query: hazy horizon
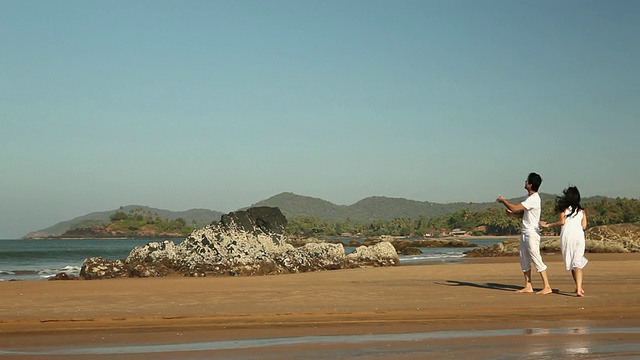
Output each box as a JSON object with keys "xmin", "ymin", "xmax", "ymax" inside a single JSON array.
[{"xmin": 2, "ymin": 1, "xmax": 638, "ymax": 238}]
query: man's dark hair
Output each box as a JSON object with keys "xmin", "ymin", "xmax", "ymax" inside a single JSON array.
[{"xmin": 527, "ymin": 172, "xmax": 542, "ymax": 192}]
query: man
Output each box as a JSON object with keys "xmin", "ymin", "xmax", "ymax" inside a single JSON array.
[{"xmin": 497, "ymin": 172, "xmax": 552, "ymax": 295}]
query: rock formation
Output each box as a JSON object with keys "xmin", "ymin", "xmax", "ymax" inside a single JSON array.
[
  {"xmin": 80, "ymin": 207, "xmax": 399, "ymax": 279},
  {"xmin": 583, "ymin": 223, "xmax": 640, "ymax": 252},
  {"xmin": 331, "ymin": 236, "xmax": 477, "ymax": 255},
  {"xmin": 464, "ymin": 223, "xmax": 640, "ymax": 257}
]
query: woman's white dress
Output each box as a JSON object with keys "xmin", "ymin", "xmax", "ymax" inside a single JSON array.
[{"xmin": 560, "ymin": 207, "xmax": 588, "ymax": 271}]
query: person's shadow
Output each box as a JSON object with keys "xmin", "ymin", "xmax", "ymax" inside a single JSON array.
[{"xmin": 439, "ymin": 280, "xmax": 569, "ymax": 295}]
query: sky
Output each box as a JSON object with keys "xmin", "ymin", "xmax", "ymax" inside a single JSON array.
[{"xmin": 1, "ymin": 0, "xmax": 638, "ymax": 238}]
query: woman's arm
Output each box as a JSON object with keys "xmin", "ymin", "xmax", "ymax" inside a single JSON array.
[
  {"xmin": 541, "ymin": 211, "xmax": 566, "ymax": 228},
  {"xmin": 582, "ymin": 209, "xmax": 587, "ymax": 230}
]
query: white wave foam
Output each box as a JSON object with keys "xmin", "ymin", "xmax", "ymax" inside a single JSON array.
[
  {"xmin": 38, "ymin": 266, "xmax": 82, "ymax": 278},
  {"xmin": 399, "ymin": 253, "xmax": 466, "ymax": 262}
]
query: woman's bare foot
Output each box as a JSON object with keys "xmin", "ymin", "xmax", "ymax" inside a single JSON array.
[
  {"xmin": 536, "ymin": 287, "xmax": 553, "ymax": 295},
  {"xmin": 577, "ymin": 289, "xmax": 585, "ymax": 297},
  {"xmin": 516, "ymin": 286, "xmax": 534, "ymax": 293}
]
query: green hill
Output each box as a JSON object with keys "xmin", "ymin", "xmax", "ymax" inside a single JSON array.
[
  {"xmin": 251, "ymin": 192, "xmax": 564, "ymax": 222},
  {"xmin": 247, "ymin": 192, "xmax": 351, "ymax": 221},
  {"xmin": 24, "ymin": 193, "xmax": 612, "ymax": 238},
  {"xmin": 25, "ymin": 205, "xmax": 223, "ymax": 239}
]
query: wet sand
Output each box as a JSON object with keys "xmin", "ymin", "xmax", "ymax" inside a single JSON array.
[{"xmin": 1, "ymin": 253, "xmax": 639, "ymax": 359}]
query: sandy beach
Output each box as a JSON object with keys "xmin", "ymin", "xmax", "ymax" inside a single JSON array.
[{"xmin": 1, "ymin": 253, "xmax": 639, "ymax": 359}]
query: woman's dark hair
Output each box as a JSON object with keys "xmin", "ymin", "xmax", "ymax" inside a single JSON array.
[{"xmin": 555, "ymin": 186, "xmax": 582, "ymax": 217}]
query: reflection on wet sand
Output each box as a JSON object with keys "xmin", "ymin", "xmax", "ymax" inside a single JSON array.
[{"xmin": 1, "ymin": 327, "xmax": 639, "ymax": 359}]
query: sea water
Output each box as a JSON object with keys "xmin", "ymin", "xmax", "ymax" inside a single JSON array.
[
  {"xmin": 0, "ymin": 238, "xmax": 505, "ymax": 281},
  {"xmin": 0, "ymin": 239, "xmax": 171, "ymax": 281},
  {"xmin": 341, "ymin": 237, "xmax": 505, "ymax": 264}
]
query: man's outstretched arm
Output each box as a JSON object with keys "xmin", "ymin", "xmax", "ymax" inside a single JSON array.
[{"xmin": 496, "ymin": 195, "xmax": 526, "ymax": 213}]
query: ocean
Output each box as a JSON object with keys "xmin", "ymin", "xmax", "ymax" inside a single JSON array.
[{"xmin": 0, "ymin": 237, "xmax": 505, "ymax": 281}]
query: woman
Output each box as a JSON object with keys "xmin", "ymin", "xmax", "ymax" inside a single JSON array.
[{"xmin": 540, "ymin": 186, "xmax": 588, "ymax": 297}]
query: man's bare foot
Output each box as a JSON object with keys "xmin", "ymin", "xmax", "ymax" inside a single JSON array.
[
  {"xmin": 577, "ymin": 289, "xmax": 585, "ymax": 297},
  {"xmin": 536, "ymin": 287, "xmax": 553, "ymax": 295},
  {"xmin": 516, "ymin": 287, "xmax": 534, "ymax": 293}
]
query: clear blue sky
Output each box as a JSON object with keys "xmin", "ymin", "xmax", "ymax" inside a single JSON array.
[{"xmin": 1, "ymin": 0, "xmax": 638, "ymax": 238}]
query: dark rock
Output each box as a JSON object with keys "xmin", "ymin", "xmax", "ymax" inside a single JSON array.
[
  {"xmin": 217, "ymin": 206, "xmax": 287, "ymax": 235},
  {"xmin": 80, "ymin": 257, "xmax": 128, "ymax": 279},
  {"xmin": 129, "ymin": 262, "xmax": 171, "ymax": 277},
  {"xmin": 464, "ymin": 239, "xmax": 520, "ymax": 257},
  {"xmin": 400, "ymin": 247, "xmax": 423, "ymax": 255},
  {"xmin": 48, "ymin": 272, "xmax": 79, "ymax": 281}
]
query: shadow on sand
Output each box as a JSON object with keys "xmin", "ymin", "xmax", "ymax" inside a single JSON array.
[{"xmin": 438, "ymin": 280, "xmax": 573, "ymax": 296}]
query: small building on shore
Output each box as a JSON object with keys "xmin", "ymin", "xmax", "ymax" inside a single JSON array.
[{"xmin": 450, "ymin": 229, "xmax": 468, "ymax": 236}]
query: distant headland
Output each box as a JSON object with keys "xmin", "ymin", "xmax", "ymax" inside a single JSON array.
[{"xmin": 24, "ymin": 192, "xmax": 637, "ymax": 239}]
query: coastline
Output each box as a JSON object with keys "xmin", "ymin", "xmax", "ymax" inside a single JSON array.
[
  {"xmin": 1, "ymin": 253, "xmax": 639, "ymax": 358},
  {"xmin": 0, "ymin": 236, "xmax": 505, "ymax": 282},
  {"xmin": 21, "ymin": 237, "xmax": 187, "ymax": 241}
]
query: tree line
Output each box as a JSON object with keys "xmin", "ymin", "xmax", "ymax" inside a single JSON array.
[
  {"xmin": 285, "ymin": 197, "xmax": 640, "ymax": 238},
  {"xmin": 109, "ymin": 208, "xmax": 195, "ymax": 236}
]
